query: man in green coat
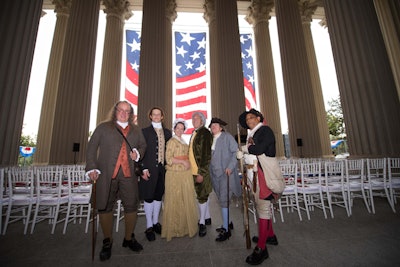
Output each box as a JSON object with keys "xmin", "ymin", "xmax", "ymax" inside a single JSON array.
[{"xmin": 189, "ymin": 111, "xmax": 213, "ymax": 237}]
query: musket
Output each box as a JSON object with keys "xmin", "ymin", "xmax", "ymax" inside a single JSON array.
[{"xmin": 237, "ymin": 123, "xmax": 251, "ymax": 249}]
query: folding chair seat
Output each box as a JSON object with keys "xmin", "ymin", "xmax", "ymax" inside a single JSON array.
[
  {"xmin": 297, "ymin": 162, "xmax": 327, "ymax": 220},
  {"xmin": 63, "ymin": 166, "xmax": 92, "ymax": 234},
  {"xmin": 387, "ymin": 158, "xmax": 400, "ymax": 210},
  {"xmin": 278, "ymin": 162, "xmax": 302, "ymax": 222},
  {"xmin": 30, "ymin": 167, "xmax": 69, "ymax": 234},
  {"xmin": 362, "ymin": 158, "xmax": 394, "ymax": 214},
  {"xmin": 3, "ymin": 167, "xmax": 36, "ymax": 235},
  {"xmin": 321, "ymin": 161, "xmax": 350, "ymax": 218}
]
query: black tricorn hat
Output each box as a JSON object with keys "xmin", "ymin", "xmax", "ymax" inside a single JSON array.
[
  {"xmin": 208, "ymin": 117, "xmax": 228, "ymax": 128},
  {"xmin": 238, "ymin": 108, "xmax": 264, "ymax": 129}
]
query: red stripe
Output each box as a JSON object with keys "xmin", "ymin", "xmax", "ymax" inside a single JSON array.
[
  {"xmin": 176, "ymin": 70, "xmax": 206, "ymax": 83},
  {"xmin": 176, "ymin": 95, "xmax": 207, "ymax": 107},
  {"xmin": 176, "ymin": 82, "xmax": 206, "ymax": 95}
]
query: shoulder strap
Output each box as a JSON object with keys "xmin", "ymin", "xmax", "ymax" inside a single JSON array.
[{"xmin": 115, "ymin": 126, "xmax": 133, "ymax": 151}]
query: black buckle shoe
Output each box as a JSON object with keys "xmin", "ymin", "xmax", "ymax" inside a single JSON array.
[
  {"xmin": 245, "ymin": 246, "xmax": 269, "ymax": 265},
  {"xmin": 216, "ymin": 222, "xmax": 234, "ymax": 233},
  {"xmin": 153, "ymin": 223, "xmax": 162, "ymax": 235},
  {"xmin": 198, "ymin": 224, "xmax": 207, "ymax": 237},
  {"xmin": 145, "ymin": 227, "xmax": 156, "ymax": 241},
  {"xmin": 99, "ymin": 238, "xmax": 112, "ymax": 261},
  {"xmin": 123, "ymin": 234, "xmax": 143, "ymax": 252},
  {"xmin": 205, "ymin": 218, "xmax": 212, "ymax": 225},
  {"xmin": 252, "ymin": 235, "xmax": 279, "ymax": 246},
  {"xmin": 215, "ymin": 228, "xmax": 231, "ymax": 242}
]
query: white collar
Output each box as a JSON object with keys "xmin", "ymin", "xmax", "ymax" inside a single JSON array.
[
  {"xmin": 117, "ymin": 121, "xmax": 129, "ymax": 129},
  {"xmin": 152, "ymin": 122, "xmax": 162, "ymax": 129},
  {"xmin": 247, "ymin": 122, "xmax": 263, "ymax": 139}
]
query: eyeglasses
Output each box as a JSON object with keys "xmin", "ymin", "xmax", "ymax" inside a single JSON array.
[
  {"xmin": 117, "ymin": 108, "xmax": 131, "ymax": 114},
  {"xmin": 246, "ymin": 116, "xmax": 258, "ymax": 122}
]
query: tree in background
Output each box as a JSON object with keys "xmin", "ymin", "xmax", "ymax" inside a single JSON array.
[
  {"xmin": 326, "ymin": 97, "xmax": 345, "ymax": 140},
  {"xmin": 18, "ymin": 134, "xmax": 37, "ymax": 166}
]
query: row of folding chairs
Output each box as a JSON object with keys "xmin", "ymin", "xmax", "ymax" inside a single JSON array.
[
  {"xmin": 0, "ymin": 164, "xmax": 92, "ymax": 235},
  {"xmin": 276, "ymin": 158, "xmax": 400, "ymax": 222}
]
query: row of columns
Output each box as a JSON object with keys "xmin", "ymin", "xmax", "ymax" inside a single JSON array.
[{"xmin": 1, "ymin": 0, "xmax": 399, "ymax": 166}]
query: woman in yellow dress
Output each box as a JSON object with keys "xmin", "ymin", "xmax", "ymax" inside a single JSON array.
[{"xmin": 161, "ymin": 118, "xmax": 198, "ymax": 241}]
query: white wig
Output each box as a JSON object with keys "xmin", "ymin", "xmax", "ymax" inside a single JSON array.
[{"xmin": 191, "ymin": 111, "xmax": 206, "ymax": 126}]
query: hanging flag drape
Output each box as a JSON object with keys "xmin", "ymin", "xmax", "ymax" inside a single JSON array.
[
  {"xmin": 240, "ymin": 33, "xmax": 257, "ymax": 111},
  {"xmin": 174, "ymin": 31, "xmax": 207, "ymax": 134},
  {"xmin": 125, "ymin": 30, "xmax": 141, "ymax": 118}
]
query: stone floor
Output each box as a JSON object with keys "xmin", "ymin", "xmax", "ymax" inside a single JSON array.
[{"xmin": 1, "ymin": 192, "xmax": 399, "ymax": 267}]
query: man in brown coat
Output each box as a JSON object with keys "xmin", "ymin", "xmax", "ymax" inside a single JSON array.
[{"xmin": 86, "ymin": 101, "xmax": 147, "ymax": 261}]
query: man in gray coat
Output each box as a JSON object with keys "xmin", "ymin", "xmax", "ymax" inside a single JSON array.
[{"xmin": 86, "ymin": 101, "xmax": 147, "ymax": 261}]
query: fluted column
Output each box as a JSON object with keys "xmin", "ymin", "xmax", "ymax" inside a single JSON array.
[
  {"xmin": 34, "ymin": 0, "xmax": 72, "ymax": 165},
  {"xmin": 137, "ymin": 0, "xmax": 176, "ymax": 128},
  {"xmin": 0, "ymin": 0, "xmax": 43, "ymax": 166},
  {"xmin": 96, "ymin": 0, "xmax": 132, "ymax": 124},
  {"xmin": 324, "ymin": 0, "xmax": 400, "ymax": 157},
  {"xmin": 246, "ymin": 0, "xmax": 285, "ymax": 158},
  {"xmin": 374, "ymin": 0, "xmax": 400, "ymax": 100},
  {"xmin": 275, "ymin": 0, "xmax": 325, "ymax": 158},
  {"xmin": 49, "ymin": 0, "xmax": 100, "ymax": 164},
  {"xmin": 204, "ymin": 0, "xmax": 245, "ymax": 135},
  {"xmin": 299, "ymin": 1, "xmax": 332, "ymax": 158}
]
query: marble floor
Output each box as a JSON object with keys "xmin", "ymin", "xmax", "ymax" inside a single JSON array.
[{"xmin": 1, "ymin": 192, "xmax": 399, "ymax": 267}]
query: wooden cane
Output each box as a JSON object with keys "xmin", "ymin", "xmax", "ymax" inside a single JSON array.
[{"xmin": 91, "ymin": 180, "xmax": 97, "ymax": 261}]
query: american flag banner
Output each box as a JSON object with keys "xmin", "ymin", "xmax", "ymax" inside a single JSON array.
[
  {"xmin": 125, "ymin": 30, "xmax": 141, "ymax": 117},
  {"xmin": 240, "ymin": 33, "xmax": 257, "ymax": 110},
  {"xmin": 174, "ymin": 31, "xmax": 207, "ymax": 134}
]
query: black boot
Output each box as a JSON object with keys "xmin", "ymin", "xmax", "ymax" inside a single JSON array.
[
  {"xmin": 216, "ymin": 222, "xmax": 234, "ymax": 233},
  {"xmin": 198, "ymin": 224, "xmax": 207, "ymax": 237},
  {"xmin": 245, "ymin": 246, "xmax": 269, "ymax": 265},
  {"xmin": 215, "ymin": 228, "xmax": 231, "ymax": 242},
  {"xmin": 122, "ymin": 233, "xmax": 143, "ymax": 252},
  {"xmin": 99, "ymin": 238, "xmax": 112, "ymax": 261},
  {"xmin": 145, "ymin": 227, "xmax": 156, "ymax": 241},
  {"xmin": 153, "ymin": 223, "xmax": 162, "ymax": 235}
]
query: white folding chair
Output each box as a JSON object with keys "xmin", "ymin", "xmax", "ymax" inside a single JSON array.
[
  {"xmin": 63, "ymin": 166, "xmax": 92, "ymax": 234},
  {"xmin": 321, "ymin": 161, "xmax": 350, "ymax": 218},
  {"xmin": 3, "ymin": 167, "xmax": 37, "ymax": 235},
  {"xmin": 278, "ymin": 163, "xmax": 302, "ymax": 222},
  {"xmin": 297, "ymin": 162, "xmax": 327, "ymax": 220},
  {"xmin": 344, "ymin": 159, "xmax": 369, "ymax": 215},
  {"xmin": 363, "ymin": 158, "xmax": 394, "ymax": 213},
  {"xmin": 387, "ymin": 157, "xmax": 400, "ymax": 211},
  {"xmin": 30, "ymin": 166, "xmax": 69, "ymax": 234},
  {"xmin": 1, "ymin": 168, "xmax": 10, "ymax": 234}
]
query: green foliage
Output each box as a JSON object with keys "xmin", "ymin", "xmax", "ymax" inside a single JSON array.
[
  {"xmin": 18, "ymin": 134, "xmax": 37, "ymax": 166},
  {"xmin": 326, "ymin": 97, "xmax": 346, "ymax": 139}
]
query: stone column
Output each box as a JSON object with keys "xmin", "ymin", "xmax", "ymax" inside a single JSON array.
[
  {"xmin": 299, "ymin": 0, "xmax": 332, "ymax": 158},
  {"xmin": 246, "ymin": 0, "xmax": 285, "ymax": 158},
  {"xmin": 204, "ymin": 0, "xmax": 245, "ymax": 135},
  {"xmin": 137, "ymin": 0, "xmax": 176, "ymax": 128},
  {"xmin": 49, "ymin": 0, "xmax": 100, "ymax": 164},
  {"xmin": 0, "ymin": 0, "xmax": 43, "ymax": 166},
  {"xmin": 34, "ymin": 0, "xmax": 72, "ymax": 165},
  {"xmin": 374, "ymin": 0, "xmax": 400, "ymax": 100},
  {"xmin": 96, "ymin": 0, "xmax": 132, "ymax": 124},
  {"xmin": 324, "ymin": 0, "xmax": 400, "ymax": 157},
  {"xmin": 275, "ymin": 0, "xmax": 325, "ymax": 158}
]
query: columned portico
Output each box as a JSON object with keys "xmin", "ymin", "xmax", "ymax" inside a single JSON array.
[
  {"xmin": 0, "ymin": 0, "xmax": 43, "ymax": 166},
  {"xmin": 49, "ymin": 0, "xmax": 100, "ymax": 164},
  {"xmin": 324, "ymin": 0, "xmax": 400, "ymax": 157},
  {"xmin": 96, "ymin": 0, "xmax": 133, "ymax": 124},
  {"xmin": 275, "ymin": 0, "xmax": 327, "ymax": 158},
  {"xmin": 246, "ymin": 0, "xmax": 285, "ymax": 158},
  {"xmin": 204, "ymin": 0, "xmax": 245, "ymax": 135},
  {"xmin": 34, "ymin": 0, "xmax": 72, "ymax": 165}
]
